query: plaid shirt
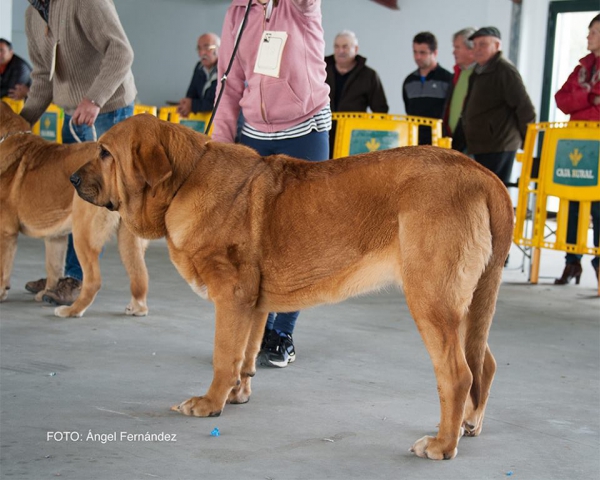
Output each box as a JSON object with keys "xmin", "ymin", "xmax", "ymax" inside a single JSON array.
[{"xmin": 28, "ymin": 0, "xmax": 49, "ymax": 23}]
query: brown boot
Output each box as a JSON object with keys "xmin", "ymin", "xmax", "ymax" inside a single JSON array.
[
  {"xmin": 25, "ymin": 278, "xmax": 47, "ymax": 294},
  {"xmin": 554, "ymin": 262, "xmax": 583, "ymax": 285},
  {"xmin": 42, "ymin": 277, "xmax": 82, "ymax": 306}
]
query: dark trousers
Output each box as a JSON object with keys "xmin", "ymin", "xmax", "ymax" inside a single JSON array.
[
  {"xmin": 565, "ymin": 201, "xmax": 600, "ymax": 269},
  {"xmin": 473, "ymin": 151, "xmax": 516, "ymax": 186}
]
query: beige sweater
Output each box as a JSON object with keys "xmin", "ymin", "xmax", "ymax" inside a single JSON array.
[{"xmin": 20, "ymin": 0, "xmax": 137, "ymax": 125}]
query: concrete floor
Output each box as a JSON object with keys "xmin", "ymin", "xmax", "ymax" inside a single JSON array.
[{"xmin": 0, "ymin": 235, "xmax": 598, "ymax": 480}]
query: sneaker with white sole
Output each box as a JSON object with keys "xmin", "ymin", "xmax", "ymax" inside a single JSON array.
[{"xmin": 258, "ymin": 330, "xmax": 295, "ymax": 368}]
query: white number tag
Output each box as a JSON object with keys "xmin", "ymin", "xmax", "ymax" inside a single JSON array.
[{"xmin": 253, "ymin": 31, "xmax": 288, "ymax": 78}]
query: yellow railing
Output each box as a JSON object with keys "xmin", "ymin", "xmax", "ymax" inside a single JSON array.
[
  {"xmin": 514, "ymin": 121, "xmax": 600, "ymax": 294},
  {"xmin": 331, "ymin": 112, "xmax": 450, "ymax": 159}
]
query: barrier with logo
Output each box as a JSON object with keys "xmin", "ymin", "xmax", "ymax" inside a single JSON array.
[
  {"xmin": 168, "ymin": 111, "xmax": 212, "ymax": 135},
  {"xmin": 331, "ymin": 112, "xmax": 450, "ymax": 159},
  {"xmin": 31, "ymin": 104, "xmax": 64, "ymax": 143},
  {"xmin": 514, "ymin": 121, "xmax": 600, "ymax": 294}
]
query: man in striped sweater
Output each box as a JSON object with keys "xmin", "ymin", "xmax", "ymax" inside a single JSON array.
[{"xmin": 20, "ymin": 0, "xmax": 137, "ymax": 306}]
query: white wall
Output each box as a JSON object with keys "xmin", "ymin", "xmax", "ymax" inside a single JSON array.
[
  {"xmin": 0, "ymin": 0, "xmax": 12, "ymax": 40},
  {"xmin": 10, "ymin": 0, "xmax": 517, "ymax": 115}
]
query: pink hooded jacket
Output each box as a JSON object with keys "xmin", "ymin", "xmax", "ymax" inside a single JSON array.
[{"xmin": 211, "ymin": 0, "xmax": 330, "ymax": 143}]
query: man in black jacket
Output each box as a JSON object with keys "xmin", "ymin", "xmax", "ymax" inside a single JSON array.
[
  {"xmin": 461, "ymin": 27, "xmax": 536, "ymax": 185},
  {"xmin": 177, "ymin": 32, "xmax": 219, "ymax": 117},
  {"xmin": 0, "ymin": 38, "xmax": 32, "ymax": 99},
  {"xmin": 325, "ymin": 30, "xmax": 388, "ymax": 113},
  {"xmin": 402, "ymin": 31, "xmax": 452, "ymax": 145},
  {"xmin": 325, "ymin": 30, "xmax": 388, "ymax": 157}
]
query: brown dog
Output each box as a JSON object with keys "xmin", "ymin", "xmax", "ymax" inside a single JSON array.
[
  {"xmin": 0, "ymin": 102, "xmax": 149, "ymax": 318},
  {"xmin": 71, "ymin": 114, "xmax": 514, "ymax": 460}
]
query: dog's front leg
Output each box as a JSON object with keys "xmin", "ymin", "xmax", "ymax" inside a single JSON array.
[
  {"xmin": 0, "ymin": 231, "xmax": 18, "ymax": 301},
  {"xmin": 171, "ymin": 304, "xmax": 264, "ymax": 417},
  {"xmin": 227, "ymin": 309, "xmax": 268, "ymax": 405}
]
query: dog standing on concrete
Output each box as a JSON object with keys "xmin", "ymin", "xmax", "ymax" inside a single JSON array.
[
  {"xmin": 71, "ymin": 114, "xmax": 514, "ymax": 460},
  {"xmin": 0, "ymin": 102, "xmax": 149, "ymax": 318}
]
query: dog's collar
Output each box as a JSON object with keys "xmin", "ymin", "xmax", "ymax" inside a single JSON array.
[{"xmin": 0, "ymin": 130, "xmax": 33, "ymax": 144}]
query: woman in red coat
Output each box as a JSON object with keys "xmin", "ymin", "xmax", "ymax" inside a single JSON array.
[{"xmin": 553, "ymin": 13, "xmax": 600, "ymax": 285}]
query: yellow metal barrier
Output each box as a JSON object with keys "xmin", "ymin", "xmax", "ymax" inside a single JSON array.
[
  {"xmin": 158, "ymin": 106, "xmax": 178, "ymax": 122},
  {"xmin": 168, "ymin": 111, "xmax": 212, "ymax": 136},
  {"xmin": 330, "ymin": 112, "xmax": 449, "ymax": 158},
  {"xmin": 1, "ymin": 97, "xmax": 25, "ymax": 113},
  {"xmin": 31, "ymin": 104, "xmax": 64, "ymax": 143},
  {"xmin": 514, "ymin": 121, "xmax": 600, "ymax": 294},
  {"xmin": 133, "ymin": 104, "xmax": 157, "ymax": 116}
]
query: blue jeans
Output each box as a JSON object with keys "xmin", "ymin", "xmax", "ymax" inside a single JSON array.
[
  {"xmin": 62, "ymin": 104, "xmax": 134, "ymax": 280},
  {"xmin": 241, "ymin": 129, "xmax": 329, "ymax": 335}
]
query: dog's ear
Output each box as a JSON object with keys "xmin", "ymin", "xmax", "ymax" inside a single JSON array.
[{"xmin": 136, "ymin": 143, "xmax": 173, "ymax": 191}]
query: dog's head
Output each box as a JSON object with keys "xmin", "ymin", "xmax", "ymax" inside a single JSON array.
[
  {"xmin": 71, "ymin": 114, "xmax": 209, "ymax": 239},
  {"xmin": 0, "ymin": 101, "xmax": 31, "ymax": 136}
]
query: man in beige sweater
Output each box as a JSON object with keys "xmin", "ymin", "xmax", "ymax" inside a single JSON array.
[{"xmin": 20, "ymin": 0, "xmax": 137, "ymax": 306}]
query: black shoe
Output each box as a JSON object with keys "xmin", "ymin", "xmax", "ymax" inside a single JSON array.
[{"xmin": 258, "ymin": 330, "xmax": 295, "ymax": 368}]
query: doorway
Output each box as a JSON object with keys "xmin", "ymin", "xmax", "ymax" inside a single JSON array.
[{"xmin": 540, "ymin": 0, "xmax": 599, "ymax": 122}]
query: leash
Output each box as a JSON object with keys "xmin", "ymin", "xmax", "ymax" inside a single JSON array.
[
  {"xmin": 205, "ymin": 0, "xmax": 253, "ymax": 135},
  {"xmin": 0, "ymin": 130, "xmax": 32, "ymax": 144},
  {"xmin": 68, "ymin": 117, "xmax": 97, "ymax": 143}
]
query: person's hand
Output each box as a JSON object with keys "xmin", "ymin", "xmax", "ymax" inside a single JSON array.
[
  {"xmin": 593, "ymin": 95, "xmax": 600, "ymax": 106},
  {"xmin": 176, "ymin": 98, "xmax": 192, "ymax": 117},
  {"xmin": 8, "ymin": 84, "xmax": 29, "ymax": 100},
  {"xmin": 72, "ymin": 98, "xmax": 101, "ymax": 126}
]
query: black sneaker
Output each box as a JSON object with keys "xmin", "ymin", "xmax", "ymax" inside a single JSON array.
[{"xmin": 258, "ymin": 331, "xmax": 295, "ymax": 368}]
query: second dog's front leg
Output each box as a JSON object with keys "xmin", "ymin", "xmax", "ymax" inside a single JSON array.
[{"xmin": 171, "ymin": 304, "xmax": 261, "ymax": 417}]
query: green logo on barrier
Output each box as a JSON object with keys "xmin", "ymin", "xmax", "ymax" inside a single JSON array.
[
  {"xmin": 39, "ymin": 112, "xmax": 57, "ymax": 141},
  {"xmin": 349, "ymin": 130, "xmax": 399, "ymax": 155},
  {"xmin": 553, "ymin": 139, "xmax": 599, "ymax": 187},
  {"xmin": 180, "ymin": 120, "xmax": 206, "ymax": 133}
]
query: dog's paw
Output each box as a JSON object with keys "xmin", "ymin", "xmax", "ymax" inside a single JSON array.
[
  {"xmin": 125, "ymin": 301, "xmax": 148, "ymax": 317},
  {"xmin": 34, "ymin": 290, "xmax": 46, "ymax": 302},
  {"xmin": 0, "ymin": 288, "xmax": 7, "ymax": 302},
  {"xmin": 170, "ymin": 396, "xmax": 223, "ymax": 417},
  {"xmin": 54, "ymin": 306, "xmax": 84, "ymax": 318},
  {"xmin": 410, "ymin": 435, "xmax": 457, "ymax": 460},
  {"xmin": 462, "ymin": 420, "xmax": 482, "ymax": 437}
]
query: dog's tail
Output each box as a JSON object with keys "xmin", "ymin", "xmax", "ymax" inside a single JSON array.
[{"xmin": 464, "ymin": 177, "xmax": 514, "ymax": 409}]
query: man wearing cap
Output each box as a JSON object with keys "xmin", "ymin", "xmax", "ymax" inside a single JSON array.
[{"xmin": 461, "ymin": 26, "xmax": 535, "ymax": 185}]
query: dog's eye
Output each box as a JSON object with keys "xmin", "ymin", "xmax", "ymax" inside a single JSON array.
[{"xmin": 99, "ymin": 147, "xmax": 111, "ymax": 159}]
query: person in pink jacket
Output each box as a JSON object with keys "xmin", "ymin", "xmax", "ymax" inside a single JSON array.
[
  {"xmin": 553, "ymin": 13, "xmax": 600, "ymax": 285},
  {"xmin": 212, "ymin": 0, "xmax": 331, "ymax": 368}
]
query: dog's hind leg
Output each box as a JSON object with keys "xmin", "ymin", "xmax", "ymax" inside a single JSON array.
[
  {"xmin": 116, "ymin": 222, "xmax": 149, "ymax": 317},
  {"xmin": 228, "ymin": 310, "xmax": 269, "ymax": 405},
  {"xmin": 400, "ymin": 213, "xmax": 490, "ymax": 459},
  {"xmin": 172, "ymin": 306, "xmax": 265, "ymax": 417},
  {"xmin": 0, "ymin": 231, "xmax": 18, "ymax": 301},
  {"xmin": 406, "ymin": 297, "xmax": 472, "ymax": 460},
  {"xmin": 462, "ymin": 262, "xmax": 503, "ymax": 437},
  {"xmin": 36, "ymin": 235, "xmax": 68, "ymax": 301}
]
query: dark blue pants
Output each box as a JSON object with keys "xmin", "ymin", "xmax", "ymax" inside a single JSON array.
[
  {"xmin": 241, "ymin": 129, "xmax": 329, "ymax": 335},
  {"xmin": 61, "ymin": 105, "xmax": 134, "ymax": 280}
]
